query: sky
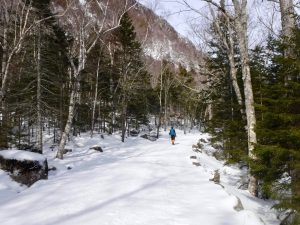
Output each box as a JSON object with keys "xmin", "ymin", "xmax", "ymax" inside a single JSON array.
[{"xmin": 137, "ymin": 0, "xmax": 298, "ymax": 49}]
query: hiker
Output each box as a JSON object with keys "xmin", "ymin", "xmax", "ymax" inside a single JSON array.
[{"xmin": 169, "ymin": 126, "xmax": 176, "ymax": 145}]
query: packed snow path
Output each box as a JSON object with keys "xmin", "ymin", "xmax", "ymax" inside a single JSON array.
[{"xmin": 0, "ymin": 131, "xmax": 278, "ymax": 225}]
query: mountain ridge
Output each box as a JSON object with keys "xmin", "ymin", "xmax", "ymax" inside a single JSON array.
[
  {"xmin": 128, "ymin": 1, "xmax": 205, "ymax": 85},
  {"xmin": 50, "ymin": 0, "xmax": 205, "ymax": 85},
  {"xmin": 129, "ymin": 2, "xmax": 204, "ymax": 68}
]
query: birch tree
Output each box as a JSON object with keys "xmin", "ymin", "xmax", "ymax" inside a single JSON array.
[
  {"xmin": 269, "ymin": 0, "xmax": 296, "ymax": 83},
  {"xmin": 183, "ymin": 0, "xmax": 258, "ymax": 196},
  {"xmin": 208, "ymin": 2, "xmax": 244, "ymax": 116},
  {"xmin": 156, "ymin": 60, "xmax": 164, "ymax": 138},
  {"xmin": 162, "ymin": 64, "xmax": 175, "ymax": 131},
  {"xmin": 55, "ymin": 0, "xmax": 135, "ymax": 158},
  {"xmin": 108, "ymin": 42, "xmax": 117, "ymax": 134},
  {"xmin": 231, "ymin": 0, "xmax": 258, "ymax": 196},
  {"xmin": 154, "ymin": 60, "xmax": 175, "ymax": 135},
  {"xmin": 207, "ymin": 0, "xmax": 258, "ymax": 196},
  {"xmin": 35, "ymin": 22, "xmax": 43, "ymax": 153},
  {"xmin": 0, "ymin": 0, "xmax": 35, "ymax": 148},
  {"xmin": 90, "ymin": 57, "xmax": 100, "ymax": 138},
  {"xmin": 0, "ymin": 0, "xmax": 69, "ymax": 149},
  {"xmin": 279, "ymin": 0, "xmax": 296, "ymax": 57}
]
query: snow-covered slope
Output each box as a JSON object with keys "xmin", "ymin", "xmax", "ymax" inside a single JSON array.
[
  {"xmin": 0, "ymin": 130, "xmax": 279, "ymax": 225},
  {"xmin": 130, "ymin": 3, "xmax": 204, "ymax": 72},
  {"xmin": 51, "ymin": 0, "xmax": 205, "ymax": 84}
]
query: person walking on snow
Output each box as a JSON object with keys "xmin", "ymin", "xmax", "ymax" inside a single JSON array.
[{"xmin": 169, "ymin": 127, "xmax": 176, "ymax": 145}]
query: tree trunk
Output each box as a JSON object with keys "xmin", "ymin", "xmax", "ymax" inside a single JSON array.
[
  {"xmin": 164, "ymin": 86, "xmax": 167, "ymax": 131},
  {"xmin": 36, "ymin": 23, "xmax": 43, "ymax": 153},
  {"xmin": 279, "ymin": 0, "xmax": 295, "ymax": 85},
  {"xmin": 228, "ymin": 54, "xmax": 243, "ymax": 108},
  {"xmin": 0, "ymin": 2, "xmax": 33, "ymax": 149},
  {"xmin": 205, "ymin": 103, "xmax": 213, "ymax": 121},
  {"xmin": 156, "ymin": 112, "xmax": 162, "ymax": 139},
  {"xmin": 98, "ymin": 101, "xmax": 101, "ymax": 133},
  {"xmin": 56, "ymin": 78, "xmax": 79, "ymax": 159},
  {"xmin": 121, "ymin": 97, "xmax": 127, "ymax": 142},
  {"xmin": 279, "ymin": 0, "xmax": 300, "ymax": 206},
  {"xmin": 232, "ymin": 0, "xmax": 258, "ymax": 196},
  {"xmin": 227, "ymin": 24, "xmax": 244, "ymax": 117},
  {"xmin": 0, "ymin": 16, "xmax": 8, "ymax": 149},
  {"xmin": 209, "ymin": 2, "xmax": 244, "ymax": 116},
  {"xmin": 279, "ymin": 0, "xmax": 295, "ymax": 57},
  {"xmin": 184, "ymin": 116, "xmax": 187, "ymax": 135},
  {"xmin": 111, "ymin": 103, "xmax": 115, "ymax": 134},
  {"xmin": 91, "ymin": 58, "xmax": 100, "ymax": 137},
  {"xmin": 156, "ymin": 62, "xmax": 164, "ymax": 139},
  {"xmin": 108, "ymin": 42, "xmax": 115, "ymax": 134}
]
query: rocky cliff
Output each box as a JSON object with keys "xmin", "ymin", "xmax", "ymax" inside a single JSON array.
[{"xmin": 51, "ymin": 0, "xmax": 206, "ymax": 85}]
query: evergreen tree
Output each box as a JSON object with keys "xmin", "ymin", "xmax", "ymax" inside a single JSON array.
[
  {"xmin": 113, "ymin": 13, "xmax": 151, "ymax": 141},
  {"xmin": 206, "ymin": 40, "xmax": 247, "ymax": 163},
  {"xmin": 1, "ymin": 0, "xmax": 69, "ymax": 149},
  {"xmin": 250, "ymin": 29, "xmax": 300, "ymax": 222}
]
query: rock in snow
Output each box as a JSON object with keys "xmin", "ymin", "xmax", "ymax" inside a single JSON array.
[
  {"xmin": 0, "ymin": 150, "xmax": 48, "ymax": 186},
  {"xmin": 0, "ymin": 131, "xmax": 279, "ymax": 225}
]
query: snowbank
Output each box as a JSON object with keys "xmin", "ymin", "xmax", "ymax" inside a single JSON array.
[
  {"xmin": 0, "ymin": 131, "xmax": 279, "ymax": 225},
  {"xmin": 0, "ymin": 150, "xmax": 46, "ymax": 162}
]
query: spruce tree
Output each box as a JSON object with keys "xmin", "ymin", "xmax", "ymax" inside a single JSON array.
[
  {"xmin": 206, "ymin": 42, "xmax": 247, "ymax": 163},
  {"xmin": 1, "ymin": 0, "xmax": 69, "ymax": 149},
  {"xmin": 114, "ymin": 13, "xmax": 151, "ymax": 141},
  {"xmin": 250, "ymin": 29, "xmax": 300, "ymax": 221}
]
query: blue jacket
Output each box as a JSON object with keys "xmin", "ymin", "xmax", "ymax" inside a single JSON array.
[{"xmin": 169, "ymin": 128, "xmax": 176, "ymax": 137}]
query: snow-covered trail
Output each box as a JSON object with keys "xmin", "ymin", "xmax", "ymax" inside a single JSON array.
[{"xmin": 0, "ymin": 131, "xmax": 276, "ymax": 225}]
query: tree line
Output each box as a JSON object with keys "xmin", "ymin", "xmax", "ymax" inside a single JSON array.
[
  {"xmin": 198, "ymin": 0, "xmax": 299, "ymax": 223},
  {"xmin": 2, "ymin": 0, "xmax": 298, "ymax": 223},
  {"xmin": 0, "ymin": 0, "xmax": 202, "ymax": 156}
]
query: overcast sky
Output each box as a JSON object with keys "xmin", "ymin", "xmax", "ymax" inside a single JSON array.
[{"xmin": 137, "ymin": 0, "xmax": 299, "ymax": 49}]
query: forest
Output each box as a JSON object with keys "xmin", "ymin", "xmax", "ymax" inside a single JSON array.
[
  {"xmin": 0, "ymin": 0, "xmax": 202, "ymax": 155},
  {"xmin": 0, "ymin": 0, "xmax": 299, "ymax": 224}
]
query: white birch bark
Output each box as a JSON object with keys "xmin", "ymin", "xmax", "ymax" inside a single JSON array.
[
  {"xmin": 56, "ymin": 1, "xmax": 135, "ymax": 158},
  {"xmin": 1, "ymin": 0, "xmax": 33, "ymax": 98},
  {"xmin": 57, "ymin": 36, "xmax": 84, "ymax": 159},
  {"xmin": 205, "ymin": 103, "xmax": 213, "ymax": 121},
  {"xmin": 36, "ymin": 22, "xmax": 43, "ymax": 153},
  {"xmin": 232, "ymin": 0, "xmax": 258, "ymax": 196},
  {"xmin": 279, "ymin": 0, "xmax": 296, "ymax": 84},
  {"xmin": 0, "ymin": 5, "xmax": 9, "ymax": 147},
  {"xmin": 279, "ymin": 0, "xmax": 295, "ymax": 48},
  {"xmin": 0, "ymin": 0, "xmax": 34, "ymax": 147},
  {"xmin": 156, "ymin": 61, "xmax": 163, "ymax": 138},
  {"xmin": 56, "ymin": 80, "xmax": 79, "ymax": 159},
  {"xmin": 208, "ymin": 3, "xmax": 244, "ymax": 116},
  {"xmin": 163, "ymin": 69, "xmax": 175, "ymax": 132},
  {"xmin": 227, "ymin": 24, "xmax": 244, "ymax": 115},
  {"xmin": 91, "ymin": 58, "xmax": 100, "ymax": 138},
  {"xmin": 201, "ymin": 0, "xmax": 259, "ymax": 196},
  {"xmin": 164, "ymin": 85, "xmax": 168, "ymax": 131},
  {"xmin": 108, "ymin": 42, "xmax": 116, "ymax": 134}
]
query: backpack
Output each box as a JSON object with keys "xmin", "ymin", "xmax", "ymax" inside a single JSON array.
[{"xmin": 169, "ymin": 128, "xmax": 176, "ymax": 136}]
